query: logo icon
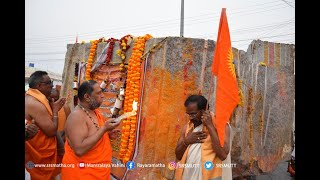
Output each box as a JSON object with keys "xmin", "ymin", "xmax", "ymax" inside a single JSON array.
[
  {"xmin": 168, "ymin": 161, "xmax": 177, "ymax": 170},
  {"xmin": 79, "ymin": 162, "xmax": 85, "ymax": 168},
  {"xmin": 26, "ymin": 161, "xmax": 35, "ymax": 169},
  {"xmin": 204, "ymin": 161, "xmax": 214, "ymax": 170},
  {"xmin": 126, "ymin": 161, "xmax": 135, "ymax": 170}
]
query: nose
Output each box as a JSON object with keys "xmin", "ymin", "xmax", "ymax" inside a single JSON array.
[{"xmin": 189, "ymin": 115, "xmax": 196, "ymax": 120}]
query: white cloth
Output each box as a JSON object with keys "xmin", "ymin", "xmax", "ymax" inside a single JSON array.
[
  {"xmin": 292, "ymin": 128, "xmax": 295, "ymax": 158},
  {"xmin": 54, "ymin": 173, "xmax": 61, "ymax": 180},
  {"xmin": 182, "ymin": 124, "xmax": 203, "ymax": 180},
  {"xmin": 291, "ymin": 145, "xmax": 295, "ymax": 157},
  {"xmin": 25, "ymin": 168, "xmax": 31, "ymax": 180},
  {"xmin": 222, "ymin": 123, "xmax": 233, "ymax": 180}
]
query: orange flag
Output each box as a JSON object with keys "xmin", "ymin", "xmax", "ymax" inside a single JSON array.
[{"xmin": 212, "ymin": 8, "xmax": 239, "ymax": 147}]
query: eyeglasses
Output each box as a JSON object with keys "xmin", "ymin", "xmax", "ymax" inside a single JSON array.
[
  {"xmin": 186, "ymin": 111, "xmax": 201, "ymax": 118},
  {"xmin": 40, "ymin": 80, "xmax": 53, "ymax": 85}
]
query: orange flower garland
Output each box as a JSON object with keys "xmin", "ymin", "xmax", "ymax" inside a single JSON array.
[
  {"xmin": 119, "ymin": 34, "xmax": 152, "ymax": 163},
  {"xmin": 85, "ymin": 40, "xmax": 99, "ymax": 80}
]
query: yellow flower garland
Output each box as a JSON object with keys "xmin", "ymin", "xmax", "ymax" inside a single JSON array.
[{"xmin": 117, "ymin": 35, "xmax": 133, "ymax": 71}]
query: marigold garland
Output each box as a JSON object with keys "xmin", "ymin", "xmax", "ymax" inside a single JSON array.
[
  {"xmin": 119, "ymin": 34, "xmax": 152, "ymax": 163},
  {"xmin": 259, "ymin": 112, "xmax": 264, "ymax": 137},
  {"xmin": 238, "ymin": 80, "xmax": 244, "ymax": 106},
  {"xmin": 116, "ymin": 35, "xmax": 133, "ymax": 71},
  {"xmin": 85, "ymin": 40, "xmax": 99, "ymax": 80},
  {"xmin": 247, "ymin": 88, "xmax": 253, "ymax": 150}
]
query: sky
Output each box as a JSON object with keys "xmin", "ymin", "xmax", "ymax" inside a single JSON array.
[{"xmin": 25, "ymin": 0, "xmax": 295, "ymax": 74}]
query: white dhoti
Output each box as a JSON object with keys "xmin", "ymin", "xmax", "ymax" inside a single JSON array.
[
  {"xmin": 182, "ymin": 124, "xmax": 203, "ymax": 180},
  {"xmin": 25, "ymin": 168, "xmax": 31, "ymax": 180},
  {"xmin": 222, "ymin": 123, "xmax": 233, "ymax": 180}
]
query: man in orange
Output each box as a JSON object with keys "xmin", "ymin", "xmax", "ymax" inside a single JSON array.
[
  {"xmin": 25, "ymin": 71, "xmax": 66, "ymax": 180},
  {"xmin": 61, "ymin": 80, "xmax": 120, "ymax": 180},
  {"xmin": 48, "ymin": 87, "xmax": 71, "ymax": 179},
  {"xmin": 49, "ymin": 87, "xmax": 71, "ymax": 141},
  {"xmin": 175, "ymin": 95, "xmax": 231, "ymax": 180},
  {"xmin": 25, "ymin": 120, "xmax": 39, "ymax": 180},
  {"xmin": 25, "ymin": 120, "xmax": 39, "ymax": 141}
]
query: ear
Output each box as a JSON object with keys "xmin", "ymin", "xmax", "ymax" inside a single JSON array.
[
  {"xmin": 36, "ymin": 83, "xmax": 41, "ymax": 89},
  {"xmin": 84, "ymin": 93, "xmax": 90, "ymax": 100}
]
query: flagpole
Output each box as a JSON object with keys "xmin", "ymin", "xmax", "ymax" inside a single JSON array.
[
  {"xmin": 203, "ymin": 75, "xmax": 214, "ymax": 133},
  {"xmin": 180, "ymin": 0, "xmax": 184, "ymax": 37},
  {"xmin": 206, "ymin": 75, "xmax": 214, "ymax": 110}
]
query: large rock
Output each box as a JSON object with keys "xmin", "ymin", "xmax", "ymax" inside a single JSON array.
[
  {"xmin": 231, "ymin": 40, "xmax": 295, "ymax": 178},
  {"xmin": 61, "ymin": 37, "xmax": 295, "ymax": 179}
]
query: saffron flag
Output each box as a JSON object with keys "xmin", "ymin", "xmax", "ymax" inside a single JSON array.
[{"xmin": 212, "ymin": 8, "xmax": 239, "ymax": 147}]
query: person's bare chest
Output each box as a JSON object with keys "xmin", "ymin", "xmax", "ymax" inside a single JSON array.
[{"xmin": 84, "ymin": 113, "xmax": 101, "ymax": 136}]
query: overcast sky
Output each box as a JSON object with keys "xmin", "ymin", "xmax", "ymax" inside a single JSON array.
[{"xmin": 25, "ymin": 0, "xmax": 294, "ymax": 74}]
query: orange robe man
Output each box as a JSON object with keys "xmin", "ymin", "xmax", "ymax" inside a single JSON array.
[
  {"xmin": 57, "ymin": 106, "xmax": 70, "ymax": 131},
  {"xmin": 25, "ymin": 88, "xmax": 60, "ymax": 180},
  {"xmin": 62, "ymin": 111, "xmax": 113, "ymax": 179},
  {"xmin": 61, "ymin": 80, "xmax": 120, "ymax": 180},
  {"xmin": 25, "ymin": 71, "xmax": 66, "ymax": 180},
  {"xmin": 48, "ymin": 87, "xmax": 71, "ymax": 178}
]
